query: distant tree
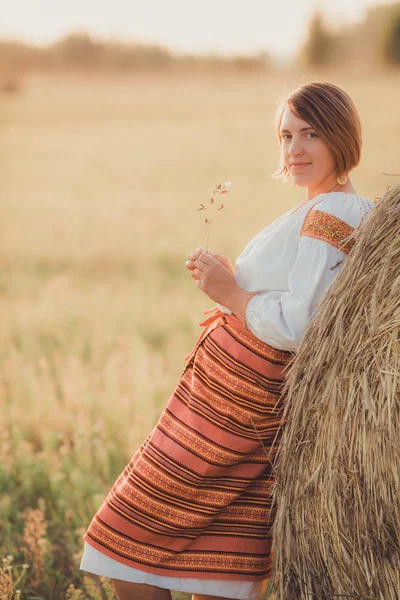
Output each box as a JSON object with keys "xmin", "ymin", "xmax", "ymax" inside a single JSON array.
[
  {"xmin": 49, "ymin": 33, "xmax": 173, "ymax": 70},
  {"xmin": 51, "ymin": 32, "xmax": 103, "ymax": 67},
  {"xmin": 231, "ymin": 51, "xmax": 269, "ymax": 73},
  {"xmin": 326, "ymin": 2, "xmax": 400, "ymax": 69},
  {"xmin": 299, "ymin": 11, "xmax": 335, "ymax": 66},
  {"xmin": 0, "ymin": 40, "xmax": 37, "ymax": 69},
  {"xmin": 380, "ymin": 3, "xmax": 400, "ymax": 64}
]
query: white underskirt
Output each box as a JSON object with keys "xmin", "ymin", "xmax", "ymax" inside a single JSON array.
[{"xmin": 80, "ymin": 542, "xmax": 267, "ymax": 599}]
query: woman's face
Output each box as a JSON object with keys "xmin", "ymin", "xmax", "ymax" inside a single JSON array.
[{"xmin": 279, "ymin": 105, "xmax": 337, "ymax": 189}]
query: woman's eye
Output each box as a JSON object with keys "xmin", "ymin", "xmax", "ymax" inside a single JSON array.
[{"xmin": 281, "ymin": 132, "xmax": 318, "ymax": 140}]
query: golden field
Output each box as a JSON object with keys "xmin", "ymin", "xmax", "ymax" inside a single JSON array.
[{"xmin": 0, "ymin": 68, "xmax": 399, "ymax": 599}]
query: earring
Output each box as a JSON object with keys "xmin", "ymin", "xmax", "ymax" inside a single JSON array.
[{"xmin": 337, "ymin": 173, "xmax": 348, "ymax": 185}]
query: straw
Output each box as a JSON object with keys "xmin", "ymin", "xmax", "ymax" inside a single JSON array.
[{"xmin": 268, "ymin": 183, "xmax": 400, "ymax": 600}]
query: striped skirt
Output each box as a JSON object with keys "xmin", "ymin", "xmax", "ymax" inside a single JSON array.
[{"xmin": 81, "ymin": 308, "xmax": 295, "ymax": 597}]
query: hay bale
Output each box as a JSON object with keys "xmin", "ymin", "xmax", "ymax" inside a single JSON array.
[{"xmin": 269, "ymin": 184, "xmax": 400, "ymax": 600}]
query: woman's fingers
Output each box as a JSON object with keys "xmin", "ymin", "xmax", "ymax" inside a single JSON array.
[
  {"xmin": 185, "ymin": 259, "xmax": 205, "ymax": 271},
  {"xmin": 187, "ymin": 251, "xmax": 209, "ymax": 261},
  {"xmin": 185, "ymin": 248, "xmax": 214, "ymax": 278},
  {"xmin": 187, "ymin": 248, "xmax": 212, "ymax": 260},
  {"xmin": 185, "ymin": 250, "xmax": 211, "ymax": 270}
]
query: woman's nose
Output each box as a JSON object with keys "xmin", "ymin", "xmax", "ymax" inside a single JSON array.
[{"xmin": 288, "ymin": 136, "xmax": 304, "ymax": 156}]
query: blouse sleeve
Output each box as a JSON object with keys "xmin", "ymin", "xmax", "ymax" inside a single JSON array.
[{"xmin": 244, "ymin": 199, "xmax": 365, "ymax": 351}]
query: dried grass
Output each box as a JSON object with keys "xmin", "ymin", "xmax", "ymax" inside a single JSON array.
[
  {"xmin": 22, "ymin": 506, "xmax": 47, "ymax": 590},
  {"xmin": 269, "ymin": 184, "xmax": 400, "ymax": 599}
]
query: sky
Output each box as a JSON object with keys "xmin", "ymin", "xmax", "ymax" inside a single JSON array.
[{"xmin": 0, "ymin": 0, "xmax": 397, "ymax": 60}]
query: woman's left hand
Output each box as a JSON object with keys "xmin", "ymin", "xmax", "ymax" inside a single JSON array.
[{"xmin": 191, "ymin": 252, "xmax": 239, "ymax": 305}]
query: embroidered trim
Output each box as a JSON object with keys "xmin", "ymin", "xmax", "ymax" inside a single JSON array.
[
  {"xmin": 300, "ymin": 209, "xmax": 356, "ymax": 254},
  {"xmin": 243, "ymin": 291, "xmax": 257, "ymax": 331}
]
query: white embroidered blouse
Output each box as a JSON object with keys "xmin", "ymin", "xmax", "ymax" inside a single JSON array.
[{"xmin": 217, "ymin": 191, "xmax": 376, "ymax": 351}]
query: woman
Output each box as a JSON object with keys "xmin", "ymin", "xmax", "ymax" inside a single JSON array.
[{"xmin": 80, "ymin": 82, "xmax": 375, "ymax": 600}]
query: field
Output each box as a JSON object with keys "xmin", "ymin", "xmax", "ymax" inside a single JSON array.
[{"xmin": 0, "ymin": 68, "xmax": 399, "ymax": 599}]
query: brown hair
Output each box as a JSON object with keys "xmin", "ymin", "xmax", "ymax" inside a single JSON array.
[{"xmin": 272, "ymin": 82, "xmax": 362, "ymax": 182}]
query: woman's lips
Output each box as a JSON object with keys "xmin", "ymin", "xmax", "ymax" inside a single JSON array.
[{"xmin": 291, "ymin": 163, "xmax": 311, "ymax": 170}]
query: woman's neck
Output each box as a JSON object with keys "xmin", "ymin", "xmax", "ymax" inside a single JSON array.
[{"xmin": 306, "ymin": 178, "xmax": 357, "ymax": 201}]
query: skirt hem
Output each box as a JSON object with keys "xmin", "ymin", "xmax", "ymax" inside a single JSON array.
[
  {"xmin": 83, "ymin": 536, "xmax": 271, "ymax": 582},
  {"xmin": 80, "ymin": 540, "xmax": 269, "ymax": 600}
]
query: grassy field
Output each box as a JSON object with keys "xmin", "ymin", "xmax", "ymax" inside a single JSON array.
[{"xmin": 0, "ymin": 67, "xmax": 399, "ymax": 599}]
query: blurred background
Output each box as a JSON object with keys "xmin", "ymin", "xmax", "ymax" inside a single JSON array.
[{"xmin": 0, "ymin": 1, "xmax": 399, "ymax": 598}]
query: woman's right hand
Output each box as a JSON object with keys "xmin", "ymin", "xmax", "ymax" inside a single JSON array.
[{"xmin": 185, "ymin": 247, "xmax": 235, "ymax": 278}]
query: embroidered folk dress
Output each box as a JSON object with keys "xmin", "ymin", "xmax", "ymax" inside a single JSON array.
[{"xmin": 80, "ymin": 191, "xmax": 375, "ymax": 599}]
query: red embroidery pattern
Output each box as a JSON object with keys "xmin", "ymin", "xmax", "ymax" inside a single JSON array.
[
  {"xmin": 197, "ymin": 341, "xmax": 280, "ymax": 404},
  {"xmin": 300, "ymin": 209, "xmax": 356, "ymax": 254},
  {"xmin": 224, "ymin": 321, "xmax": 294, "ymax": 364},
  {"xmin": 113, "ymin": 481, "xmax": 211, "ymax": 529},
  {"xmin": 89, "ymin": 518, "xmax": 271, "ymax": 573},
  {"xmin": 190, "ymin": 362, "xmax": 283, "ymax": 440},
  {"xmin": 159, "ymin": 412, "xmax": 244, "ymax": 466},
  {"xmin": 135, "ymin": 457, "xmax": 236, "ymax": 508},
  {"xmin": 83, "ymin": 318, "xmax": 293, "ymax": 578}
]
